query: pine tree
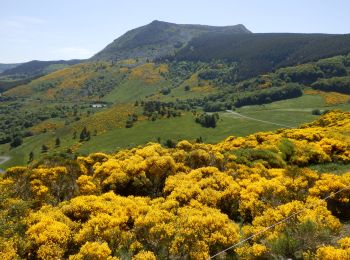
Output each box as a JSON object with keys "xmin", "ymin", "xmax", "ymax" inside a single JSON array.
[
  {"xmin": 55, "ymin": 137, "xmax": 61, "ymax": 147},
  {"xmin": 41, "ymin": 145, "xmax": 49, "ymax": 153},
  {"xmin": 28, "ymin": 151, "xmax": 34, "ymax": 163},
  {"xmin": 80, "ymin": 127, "xmax": 88, "ymax": 142},
  {"xmin": 79, "ymin": 127, "xmax": 91, "ymax": 142}
]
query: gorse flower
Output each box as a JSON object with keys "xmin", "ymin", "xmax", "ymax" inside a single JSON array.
[{"xmin": 0, "ymin": 111, "xmax": 349, "ymax": 259}]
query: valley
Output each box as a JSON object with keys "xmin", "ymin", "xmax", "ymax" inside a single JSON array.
[
  {"xmin": 1, "ymin": 18, "xmax": 350, "ymax": 259},
  {"xmin": 1, "ymin": 47, "xmax": 350, "ymax": 169}
]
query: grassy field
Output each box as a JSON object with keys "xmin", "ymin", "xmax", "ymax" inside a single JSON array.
[
  {"xmin": 0, "ymin": 130, "xmax": 78, "ymax": 169},
  {"xmin": 77, "ymin": 112, "xmax": 278, "ymax": 154},
  {"xmin": 1, "ymin": 94, "xmax": 350, "ymax": 169},
  {"xmin": 77, "ymin": 95, "xmax": 331, "ymax": 155},
  {"xmin": 103, "ymin": 79, "xmax": 167, "ymax": 103}
]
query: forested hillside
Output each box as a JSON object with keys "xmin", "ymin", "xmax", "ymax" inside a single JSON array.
[
  {"xmin": 172, "ymin": 33, "xmax": 350, "ymax": 79},
  {"xmin": 0, "ymin": 60, "xmax": 83, "ymax": 93},
  {"xmin": 1, "ymin": 22, "xmax": 350, "ymax": 174},
  {"xmin": 0, "ymin": 111, "xmax": 349, "ymax": 259},
  {"xmin": 0, "ymin": 63, "xmax": 21, "ymax": 73},
  {"xmin": 194, "ymin": 53, "xmax": 350, "ymax": 110},
  {"xmin": 1, "ymin": 53, "xmax": 350, "ymax": 169},
  {"xmin": 0, "ymin": 60, "xmax": 83, "ymax": 78}
]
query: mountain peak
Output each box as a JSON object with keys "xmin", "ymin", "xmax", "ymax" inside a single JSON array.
[
  {"xmin": 234, "ymin": 24, "xmax": 251, "ymax": 33},
  {"xmin": 150, "ymin": 20, "xmax": 167, "ymax": 24},
  {"xmin": 92, "ymin": 21, "xmax": 251, "ymax": 61}
]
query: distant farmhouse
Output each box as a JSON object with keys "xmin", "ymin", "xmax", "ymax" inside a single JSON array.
[{"xmin": 91, "ymin": 103, "xmax": 107, "ymax": 108}]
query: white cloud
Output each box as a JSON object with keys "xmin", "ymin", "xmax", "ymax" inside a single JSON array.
[{"xmin": 57, "ymin": 47, "xmax": 94, "ymax": 59}]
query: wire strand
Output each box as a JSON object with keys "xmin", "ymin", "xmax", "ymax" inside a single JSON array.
[{"xmin": 210, "ymin": 185, "xmax": 350, "ymax": 259}]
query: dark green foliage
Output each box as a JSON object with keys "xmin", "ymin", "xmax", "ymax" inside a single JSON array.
[
  {"xmin": 163, "ymin": 139, "xmax": 176, "ymax": 148},
  {"xmin": 0, "ymin": 63, "xmax": 21, "ymax": 73},
  {"xmin": 278, "ymin": 64, "xmax": 324, "ymax": 85},
  {"xmin": 316, "ymin": 57, "xmax": 347, "ymax": 78},
  {"xmin": 125, "ymin": 114, "xmax": 138, "ymax": 128},
  {"xmin": 173, "ymin": 32, "xmax": 350, "ymax": 80},
  {"xmin": 0, "ymin": 102, "xmax": 93, "ymax": 146},
  {"xmin": 196, "ymin": 136, "xmax": 203, "ymax": 143},
  {"xmin": 41, "ymin": 145, "xmax": 49, "ymax": 153},
  {"xmin": 79, "ymin": 127, "xmax": 91, "ymax": 142},
  {"xmin": 279, "ymin": 139, "xmax": 295, "ymax": 162},
  {"xmin": 161, "ymin": 88, "xmax": 171, "ymax": 95},
  {"xmin": 167, "ymin": 61, "xmax": 203, "ymax": 87},
  {"xmin": 33, "ymin": 79, "xmax": 60, "ymax": 92},
  {"xmin": 142, "ymin": 101, "xmax": 184, "ymax": 119},
  {"xmin": 28, "ymin": 151, "xmax": 34, "ymax": 163},
  {"xmin": 197, "ymin": 63, "xmax": 239, "ymax": 85},
  {"xmin": 311, "ymin": 76, "xmax": 350, "ymax": 94},
  {"xmin": 271, "ymin": 230, "xmax": 299, "ymax": 258},
  {"xmin": 81, "ymin": 69, "xmax": 125, "ymax": 98},
  {"xmin": 203, "ymin": 101, "xmax": 227, "ymax": 112},
  {"xmin": 277, "ymin": 55, "xmax": 349, "ymax": 86},
  {"xmin": 344, "ymin": 54, "xmax": 350, "ymax": 66},
  {"xmin": 0, "ymin": 77, "xmax": 39, "ymax": 93},
  {"xmin": 311, "ymin": 109, "xmax": 322, "ymax": 115},
  {"xmin": 270, "ymin": 220, "xmax": 332, "ymax": 259},
  {"xmin": 0, "ymin": 60, "xmax": 81, "ymax": 93},
  {"xmin": 0, "ymin": 60, "xmax": 81, "ymax": 78},
  {"xmin": 10, "ymin": 136, "xmax": 23, "ymax": 148},
  {"xmin": 130, "ymin": 113, "xmax": 138, "ymax": 122},
  {"xmin": 125, "ymin": 121, "xmax": 133, "ymax": 128},
  {"xmin": 198, "ymin": 69, "xmax": 223, "ymax": 80},
  {"xmin": 233, "ymin": 148, "xmax": 286, "ymax": 168},
  {"xmin": 234, "ymin": 84, "xmax": 303, "ymax": 107},
  {"xmin": 188, "ymin": 53, "xmax": 349, "ymax": 112},
  {"xmin": 55, "ymin": 137, "xmax": 61, "ymax": 147},
  {"xmin": 195, "ymin": 113, "xmax": 219, "ymax": 128}
]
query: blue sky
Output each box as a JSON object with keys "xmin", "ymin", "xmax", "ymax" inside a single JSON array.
[{"xmin": 1, "ymin": 0, "xmax": 350, "ymax": 63}]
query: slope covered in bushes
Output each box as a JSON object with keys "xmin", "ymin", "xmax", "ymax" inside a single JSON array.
[
  {"xmin": 0, "ymin": 111, "xmax": 350, "ymax": 259},
  {"xmin": 172, "ymin": 33, "xmax": 350, "ymax": 80}
]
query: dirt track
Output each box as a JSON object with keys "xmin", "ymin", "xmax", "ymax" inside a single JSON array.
[
  {"xmin": 0, "ymin": 156, "xmax": 10, "ymax": 165},
  {"xmin": 225, "ymin": 110, "xmax": 294, "ymax": 128}
]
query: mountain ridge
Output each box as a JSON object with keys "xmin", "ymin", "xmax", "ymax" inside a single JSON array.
[
  {"xmin": 0, "ymin": 59, "xmax": 83, "ymax": 77},
  {"xmin": 0, "ymin": 63, "xmax": 22, "ymax": 73},
  {"xmin": 172, "ymin": 32, "xmax": 350, "ymax": 79},
  {"xmin": 91, "ymin": 20, "xmax": 251, "ymax": 61}
]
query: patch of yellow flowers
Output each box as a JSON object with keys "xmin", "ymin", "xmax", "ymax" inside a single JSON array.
[{"xmin": 1, "ymin": 111, "xmax": 350, "ymax": 259}]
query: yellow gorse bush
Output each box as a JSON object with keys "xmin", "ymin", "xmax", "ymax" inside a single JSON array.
[{"xmin": 1, "ymin": 111, "xmax": 350, "ymax": 259}]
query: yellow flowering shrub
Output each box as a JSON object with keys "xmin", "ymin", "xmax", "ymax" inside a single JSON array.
[
  {"xmin": 135, "ymin": 200, "xmax": 240, "ymax": 259},
  {"xmin": 0, "ymin": 111, "xmax": 349, "ymax": 258},
  {"xmin": 164, "ymin": 167, "xmax": 240, "ymax": 217},
  {"xmin": 26, "ymin": 206, "xmax": 75, "ymax": 259},
  {"xmin": 129, "ymin": 63, "xmax": 166, "ymax": 84},
  {"xmin": 316, "ymin": 237, "xmax": 350, "ymax": 259},
  {"xmin": 237, "ymin": 197, "xmax": 342, "ymax": 258},
  {"xmin": 69, "ymin": 241, "xmax": 117, "ymax": 260},
  {"xmin": 76, "ymin": 175, "xmax": 98, "ymax": 195},
  {"xmin": 132, "ymin": 250, "xmax": 156, "ymax": 260},
  {"xmin": 235, "ymin": 243, "xmax": 268, "ymax": 259},
  {"xmin": 0, "ymin": 240, "xmax": 19, "ymax": 260},
  {"xmin": 309, "ymin": 173, "xmax": 350, "ymax": 219},
  {"xmin": 169, "ymin": 201, "xmax": 240, "ymax": 259}
]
